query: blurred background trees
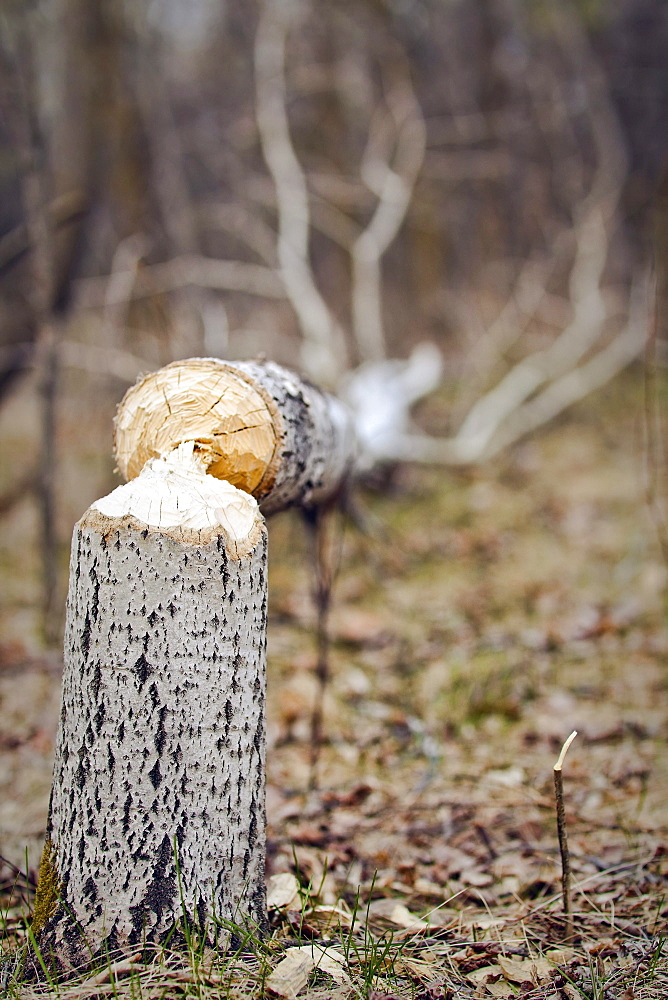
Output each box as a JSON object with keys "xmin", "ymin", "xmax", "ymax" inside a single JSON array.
[{"xmin": 0, "ymin": 0, "xmax": 666, "ymax": 644}]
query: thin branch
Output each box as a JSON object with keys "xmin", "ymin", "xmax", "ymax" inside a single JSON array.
[
  {"xmin": 254, "ymin": 0, "xmax": 347, "ymax": 383},
  {"xmin": 0, "ymin": 189, "xmax": 86, "ymax": 275},
  {"xmin": 419, "ymin": 2, "xmax": 633, "ymax": 467},
  {"xmin": 304, "ymin": 504, "xmax": 341, "ymax": 792},
  {"xmin": 74, "ymin": 255, "xmax": 285, "ymax": 308},
  {"xmin": 133, "ymin": 22, "xmax": 215, "ymax": 357},
  {"xmin": 479, "ymin": 278, "xmax": 648, "ymax": 460},
  {"xmin": 554, "ymin": 730, "xmax": 578, "ymax": 942},
  {"xmin": 383, "ymin": 294, "xmax": 646, "ymax": 467},
  {"xmin": 449, "ymin": 252, "xmax": 562, "ymax": 424},
  {"xmin": 454, "ymin": 205, "xmax": 610, "ymax": 460},
  {"xmin": 643, "ymin": 271, "xmax": 668, "ymax": 565},
  {"xmin": 100, "ymin": 233, "xmax": 148, "ymax": 346},
  {"xmin": 59, "ymin": 341, "xmax": 149, "ymax": 383},
  {"xmin": 198, "ymin": 202, "xmax": 279, "ymax": 266},
  {"xmin": 351, "ymin": 86, "xmax": 426, "ymax": 363},
  {"xmin": 0, "ymin": 467, "xmax": 37, "ymax": 517}
]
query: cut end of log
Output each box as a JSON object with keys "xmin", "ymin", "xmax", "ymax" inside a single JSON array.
[
  {"xmin": 114, "ymin": 358, "xmax": 280, "ymax": 496},
  {"xmin": 93, "ymin": 442, "xmax": 264, "ymax": 557}
]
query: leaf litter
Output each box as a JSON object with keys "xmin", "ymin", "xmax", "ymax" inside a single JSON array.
[{"xmin": 1, "ymin": 376, "xmax": 667, "ymax": 997}]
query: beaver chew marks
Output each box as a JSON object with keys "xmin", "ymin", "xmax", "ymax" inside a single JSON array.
[{"xmin": 114, "ymin": 358, "xmax": 279, "ymax": 496}]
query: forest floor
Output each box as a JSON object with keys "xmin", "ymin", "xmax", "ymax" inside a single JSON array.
[{"xmin": 0, "ymin": 371, "xmax": 667, "ymax": 998}]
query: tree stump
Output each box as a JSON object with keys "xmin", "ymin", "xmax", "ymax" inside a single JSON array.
[{"xmin": 32, "ymin": 360, "xmax": 354, "ymax": 972}]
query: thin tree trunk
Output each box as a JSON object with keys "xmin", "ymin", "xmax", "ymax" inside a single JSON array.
[{"xmin": 33, "ymin": 453, "xmax": 267, "ymax": 970}]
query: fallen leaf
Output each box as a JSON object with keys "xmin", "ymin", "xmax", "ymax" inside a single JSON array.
[
  {"xmin": 460, "ymin": 868, "xmax": 494, "ymax": 887},
  {"xmin": 485, "ymin": 766, "xmax": 525, "ymax": 787},
  {"xmin": 396, "ymin": 952, "xmax": 440, "ymax": 981},
  {"xmin": 308, "ymin": 902, "xmax": 354, "ymax": 928},
  {"xmin": 290, "ymin": 943, "xmax": 351, "ymax": 984},
  {"xmin": 367, "ymin": 898, "xmax": 428, "ymax": 930},
  {"xmin": 545, "ymin": 947, "xmax": 575, "ymax": 965},
  {"xmin": 467, "ymin": 964, "xmax": 502, "ymax": 984},
  {"xmin": 267, "ymin": 872, "xmax": 301, "ymax": 910},
  {"xmin": 290, "ymin": 824, "xmax": 329, "ymax": 846},
  {"xmin": 285, "ymin": 910, "xmax": 321, "ymax": 939},
  {"xmin": 330, "ymin": 607, "xmax": 388, "ymax": 645},
  {"xmin": 389, "ymin": 902, "xmax": 429, "ymax": 931},
  {"xmin": 420, "ymin": 984, "xmax": 449, "ymax": 1000},
  {"xmin": 320, "ymin": 782, "xmax": 373, "ymax": 807},
  {"xmin": 485, "ymin": 982, "xmax": 515, "ymax": 999},
  {"xmin": 497, "ymin": 955, "xmax": 553, "ymax": 985},
  {"xmin": 266, "ymin": 950, "xmax": 314, "ymax": 999},
  {"xmin": 414, "ymin": 877, "xmax": 447, "ymax": 896}
]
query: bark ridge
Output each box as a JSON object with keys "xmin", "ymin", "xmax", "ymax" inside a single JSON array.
[{"xmin": 38, "ymin": 512, "xmax": 267, "ymax": 966}]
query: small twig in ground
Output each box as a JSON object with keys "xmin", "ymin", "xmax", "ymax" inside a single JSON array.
[{"xmin": 554, "ymin": 729, "xmax": 578, "ymax": 942}]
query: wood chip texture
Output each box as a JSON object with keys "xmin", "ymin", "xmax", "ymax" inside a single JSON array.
[{"xmin": 113, "ymin": 358, "xmax": 355, "ymax": 514}]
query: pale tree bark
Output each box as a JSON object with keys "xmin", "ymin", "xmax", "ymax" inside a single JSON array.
[
  {"xmin": 33, "ymin": 464, "xmax": 267, "ymax": 970},
  {"xmin": 31, "ymin": 361, "xmax": 355, "ymax": 974}
]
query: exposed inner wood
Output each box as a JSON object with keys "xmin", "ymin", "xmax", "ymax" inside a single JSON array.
[
  {"xmin": 114, "ymin": 358, "xmax": 280, "ymax": 495},
  {"xmin": 94, "ymin": 441, "xmax": 263, "ymax": 558}
]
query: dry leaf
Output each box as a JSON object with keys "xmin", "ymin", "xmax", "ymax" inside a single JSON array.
[
  {"xmin": 467, "ymin": 964, "xmax": 502, "ymax": 984},
  {"xmin": 485, "ymin": 982, "xmax": 515, "ymax": 999},
  {"xmin": 497, "ymin": 955, "xmax": 553, "ymax": 985},
  {"xmin": 460, "ymin": 868, "xmax": 494, "ymax": 887},
  {"xmin": 485, "ymin": 766, "xmax": 525, "ymax": 787},
  {"xmin": 388, "ymin": 902, "xmax": 429, "ymax": 930},
  {"xmin": 396, "ymin": 952, "xmax": 440, "ymax": 981},
  {"xmin": 290, "ymin": 944, "xmax": 351, "ymax": 984},
  {"xmin": 367, "ymin": 898, "xmax": 427, "ymax": 928},
  {"xmin": 330, "ymin": 607, "xmax": 388, "ymax": 645},
  {"xmin": 545, "ymin": 947, "xmax": 575, "ymax": 965},
  {"xmin": 414, "ymin": 877, "xmax": 447, "ymax": 896},
  {"xmin": 267, "ymin": 872, "xmax": 301, "ymax": 910},
  {"xmin": 266, "ymin": 950, "xmax": 314, "ymax": 999},
  {"xmin": 309, "ymin": 902, "xmax": 354, "ymax": 928}
]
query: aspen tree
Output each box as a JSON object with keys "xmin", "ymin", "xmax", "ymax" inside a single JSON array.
[{"xmin": 33, "ymin": 359, "xmax": 354, "ymax": 970}]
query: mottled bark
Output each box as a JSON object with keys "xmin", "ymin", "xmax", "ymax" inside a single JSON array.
[
  {"xmin": 113, "ymin": 358, "xmax": 356, "ymax": 514},
  {"xmin": 35, "ymin": 500, "xmax": 268, "ymax": 969},
  {"xmin": 233, "ymin": 360, "xmax": 355, "ymax": 514}
]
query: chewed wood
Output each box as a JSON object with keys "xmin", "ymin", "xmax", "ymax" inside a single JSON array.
[
  {"xmin": 33, "ymin": 357, "xmax": 356, "ymax": 972},
  {"xmin": 114, "ymin": 359, "xmax": 279, "ymax": 494},
  {"xmin": 114, "ymin": 358, "xmax": 355, "ymax": 512}
]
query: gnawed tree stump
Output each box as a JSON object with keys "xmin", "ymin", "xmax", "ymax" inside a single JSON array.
[{"xmin": 32, "ymin": 360, "xmax": 354, "ymax": 972}]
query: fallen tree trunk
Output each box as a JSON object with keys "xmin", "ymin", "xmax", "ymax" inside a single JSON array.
[
  {"xmin": 113, "ymin": 356, "xmax": 355, "ymax": 514},
  {"xmin": 31, "ymin": 360, "xmax": 355, "ymax": 973}
]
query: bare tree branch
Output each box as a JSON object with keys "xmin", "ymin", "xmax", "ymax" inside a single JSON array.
[
  {"xmin": 351, "ymin": 86, "xmax": 426, "ymax": 363},
  {"xmin": 75, "ymin": 255, "xmax": 285, "ymax": 307},
  {"xmin": 254, "ymin": 0, "xmax": 347, "ymax": 383},
  {"xmin": 382, "ymin": 276, "xmax": 647, "ymax": 467}
]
